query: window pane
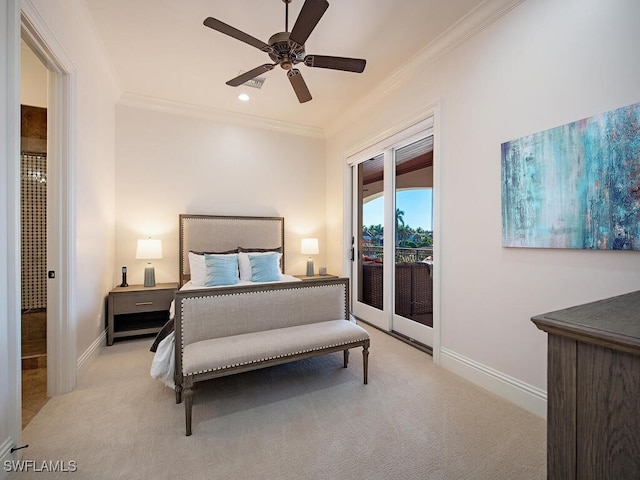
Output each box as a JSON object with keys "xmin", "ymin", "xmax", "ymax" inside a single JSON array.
[
  {"xmin": 358, "ymin": 154, "xmax": 384, "ymax": 310},
  {"xmin": 394, "ymin": 137, "xmax": 434, "ymax": 326}
]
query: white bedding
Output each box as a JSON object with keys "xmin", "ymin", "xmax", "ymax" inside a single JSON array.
[
  {"xmin": 150, "ymin": 274, "xmax": 302, "ymax": 387},
  {"xmin": 180, "ymin": 273, "xmax": 300, "ymax": 291}
]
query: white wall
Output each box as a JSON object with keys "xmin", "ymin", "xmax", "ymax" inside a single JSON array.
[
  {"xmin": 114, "ymin": 105, "xmax": 327, "ymax": 284},
  {"xmin": 326, "ymin": 0, "xmax": 640, "ymax": 405},
  {"xmin": 23, "ymin": 0, "xmax": 120, "ymax": 361},
  {"xmin": 20, "ymin": 40, "xmax": 46, "ymax": 108}
]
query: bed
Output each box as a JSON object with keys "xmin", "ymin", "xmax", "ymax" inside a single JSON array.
[
  {"xmin": 150, "ymin": 214, "xmax": 300, "ymax": 385},
  {"xmin": 150, "ymin": 215, "xmax": 370, "ymax": 434}
]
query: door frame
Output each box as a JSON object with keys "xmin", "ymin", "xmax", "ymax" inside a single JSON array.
[
  {"xmin": 21, "ymin": 5, "xmax": 77, "ymax": 396},
  {"xmin": 2, "ymin": 0, "xmax": 23, "ymax": 459},
  {"xmin": 345, "ymin": 105, "xmax": 441, "ymax": 364}
]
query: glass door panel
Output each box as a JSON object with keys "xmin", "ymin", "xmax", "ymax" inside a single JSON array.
[
  {"xmin": 352, "ymin": 154, "xmax": 388, "ymax": 330},
  {"xmin": 392, "ymin": 137, "xmax": 434, "ymax": 345}
]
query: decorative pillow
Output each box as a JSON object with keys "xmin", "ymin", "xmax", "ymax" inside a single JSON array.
[
  {"xmin": 238, "ymin": 251, "xmax": 283, "ymax": 281},
  {"xmin": 189, "ymin": 250, "xmax": 239, "ymax": 286},
  {"xmin": 204, "ymin": 254, "xmax": 239, "ymax": 287},
  {"xmin": 248, "ymin": 253, "xmax": 280, "ymax": 282}
]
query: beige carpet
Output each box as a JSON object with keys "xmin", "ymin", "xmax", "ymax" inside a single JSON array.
[{"xmin": 14, "ymin": 324, "xmax": 545, "ymax": 479}]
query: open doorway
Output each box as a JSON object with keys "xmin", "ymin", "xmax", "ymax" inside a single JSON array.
[
  {"xmin": 20, "ymin": 4, "xmax": 78, "ymax": 409},
  {"xmin": 20, "ymin": 39, "xmax": 49, "ymax": 428}
]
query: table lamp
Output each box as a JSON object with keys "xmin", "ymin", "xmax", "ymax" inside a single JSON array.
[
  {"xmin": 136, "ymin": 238, "xmax": 163, "ymax": 287},
  {"xmin": 301, "ymin": 238, "xmax": 319, "ymax": 276}
]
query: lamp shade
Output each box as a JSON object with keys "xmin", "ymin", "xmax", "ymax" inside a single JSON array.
[
  {"xmin": 300, "ymin": 238, "xmax": 319, "ymax": 255},
  {"xmin": 136, "ymin": 238, "xmax": 163, "ymax": 260}
]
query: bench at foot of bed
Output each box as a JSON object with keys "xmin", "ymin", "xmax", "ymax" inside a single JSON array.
[{"xmin": 173, "ymin": 279, "xmax": 370, "ymax": 436}]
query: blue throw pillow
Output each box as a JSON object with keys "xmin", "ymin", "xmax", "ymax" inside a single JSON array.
[
  {"xmin": 249, "ymin": 253, "xmax": 280, "ymax": 282},
  {"xmin": 204, "ymin": 254, "xmax": 238, "ymax": 286}
]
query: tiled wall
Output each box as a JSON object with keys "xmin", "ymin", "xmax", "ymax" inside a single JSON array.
[
  {"xmin": 21, "ymin": 153, "xmax": 47, "ymax": 311},
  {"xmin": 21, "ymin": 105, "xmax": 47, "ymax": 311}
]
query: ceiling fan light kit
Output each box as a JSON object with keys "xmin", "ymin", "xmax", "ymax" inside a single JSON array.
[{"xmin": 203, "ymin": 0, "xmax": 367, "ymax": 103}]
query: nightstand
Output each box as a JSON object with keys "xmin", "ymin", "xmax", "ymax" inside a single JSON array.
[
  {"xmin": 293, "ymin": 274, "xmax": 339, "ymax": 281},
  {"xmin": 107, "ymin": 282, "xmax": 178, "ymax": 346}
]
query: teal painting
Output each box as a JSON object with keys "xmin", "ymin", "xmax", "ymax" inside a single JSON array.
[{"xmin": 502, "ymin": 102, "xmax": 640, "ymax": 249}]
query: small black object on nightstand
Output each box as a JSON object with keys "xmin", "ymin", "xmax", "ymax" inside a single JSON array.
[{"xmin": 120, "ymin": 266, "xmax": 128, "ymax": 287}]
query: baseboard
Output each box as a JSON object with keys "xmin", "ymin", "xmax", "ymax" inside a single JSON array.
[
  {"xmin": 440, "ymin": 347, "xmax": 547, "ymax": 419},
  {"xmin": 76, "ymin": 330, "xmax": 106, "ymax": 379}
]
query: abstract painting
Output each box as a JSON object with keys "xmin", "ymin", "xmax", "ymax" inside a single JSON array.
[{"xmin": 502, "ymin": 102, "xmax": 640, "ymax": 249}]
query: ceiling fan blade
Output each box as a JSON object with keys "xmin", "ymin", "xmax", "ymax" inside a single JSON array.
[
  {"xmin": 287, "ymin": 69, "xmax": 312, "ymax": 103},
  {"xmin": 289, "ymin": 0, "xmax": 329, "ymax": 46},
  {"xmin": 226, "ymin": 64, "xmax": 276, "ymax": 87},
  {"xmin": 203, "ymin": 17, "xmax": 272, "ymax": 53},
  {"xmin": 304, "ymin": 55, "xmax": 366, "ymax": 73}
]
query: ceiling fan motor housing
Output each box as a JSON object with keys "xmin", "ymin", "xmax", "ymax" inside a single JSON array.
[{"xmin": 268, "ymin": 32, "xmax": 305, "ymax": 70}]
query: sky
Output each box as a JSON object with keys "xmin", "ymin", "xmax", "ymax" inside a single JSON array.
[{"xmin": 363, "ymin": 189, "xmax": 433, "ymax": 230}]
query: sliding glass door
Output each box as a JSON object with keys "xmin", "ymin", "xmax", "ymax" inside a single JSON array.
[
  {"xmin": 353, "ymin": 154, "xmax": 388, "ymax": 330},
  {"xmin": 391, "ymin": 137, "xmax": 434, "ymax": 346},
  {"xmin": 351, "ymin": 128, "xmax": 434, "ymax": 348}
]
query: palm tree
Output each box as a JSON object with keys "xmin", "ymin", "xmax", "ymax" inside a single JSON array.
[
  {"xmin": 397, "ymin": 223, "xmax": 411, "ymax": 247},
  {"xmin": 413, "ymin": 227, "xmax": 433, "ymax": 247},
  {"xmin": 395, "ymin": 208, "xmax": 405, "ymax": 229},
  {"xmin": 369, "ymin": 224, "xmax": 384, "ymax": 246},
  {"xmin": 395, "ymin": 208, "xmax": 405, "ymax": 246}
]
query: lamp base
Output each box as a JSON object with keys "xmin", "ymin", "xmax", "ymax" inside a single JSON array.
[
  {"xmin": 306, "ymin": 258, "xmax": 314, "ymax": 277},
  {"xmin": 144, "ymin": 263, "xmax": 156, "ymax": 287}
]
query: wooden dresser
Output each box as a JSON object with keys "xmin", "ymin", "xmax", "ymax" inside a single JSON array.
[{"xmin": 532, "ymin": 290, "xmax": 640, "ymax": 480}]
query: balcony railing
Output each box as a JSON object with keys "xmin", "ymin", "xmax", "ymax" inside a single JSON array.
[{"xmin": 362, "ymin": 245, "xmax": 433, "ymax": 263}]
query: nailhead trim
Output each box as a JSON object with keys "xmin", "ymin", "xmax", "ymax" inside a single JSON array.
[
  {"xmin": 186, "ymin": 336, "xmax": 370, "ymax": 376},
  {"xmin": 178, "ymin": 283, "xmax": 348, "ymax": 364}
]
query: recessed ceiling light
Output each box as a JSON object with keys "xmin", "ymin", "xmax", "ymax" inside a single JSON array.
[{"xmin": 238, "ymin": 93, "xmax": 250, "ymax": 102}]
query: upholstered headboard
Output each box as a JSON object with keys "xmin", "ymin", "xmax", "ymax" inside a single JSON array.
[{"xmin": 179, "ymin": 214, "xmax": 285, "ymax": 286}]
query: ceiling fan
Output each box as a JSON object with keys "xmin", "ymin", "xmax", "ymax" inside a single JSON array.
[{"xmin": 203, "ymin": 0, "xmax": 366, "ymax": 103}]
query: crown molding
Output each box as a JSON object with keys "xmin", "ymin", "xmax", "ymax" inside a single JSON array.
[
  {"xmin": 118, "ymin": 93, "xmax": 326, "ymax": 139},
  {"xmin": 52, "ymin": 0, "xmax": 521, "ymax": 141},
  {"xmin": 325, "ymin": 0, "xmax": 526, "ymax": 138}
]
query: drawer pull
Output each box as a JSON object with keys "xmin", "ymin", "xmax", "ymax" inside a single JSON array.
[{"xmin": 135, "ymin": 301, "xmax": 154, "ymax": 306}]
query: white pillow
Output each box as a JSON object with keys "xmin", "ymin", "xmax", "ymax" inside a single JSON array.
[
  {"xmin": 188, "ymin": 252, "xmax": 206, "ymax": 286},
  {"xmin": 238, "ymin": 251, "xmax": 282, "ymax": 281}
]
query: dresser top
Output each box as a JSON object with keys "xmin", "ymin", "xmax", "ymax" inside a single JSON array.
[{"xmin": 532, "ymin": 290, "xmax": 640, "ymax": 355}]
